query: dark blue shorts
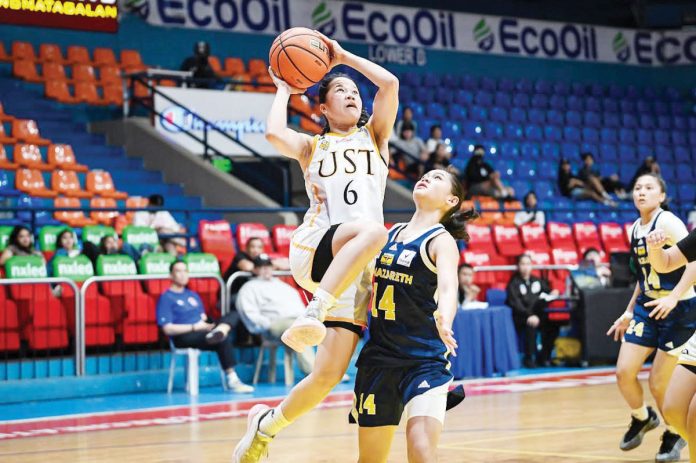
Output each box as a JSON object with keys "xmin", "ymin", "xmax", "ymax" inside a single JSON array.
[
  {"xmin": 349, "ymin": 362, "xmax": 453, "ymax": 427},
  {"xmin": 624, "ymin": 295, "xmax": 696, "ymax": 353}
]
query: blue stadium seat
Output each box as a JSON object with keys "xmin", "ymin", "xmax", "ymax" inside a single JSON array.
[
  {"xmin": 621, "ymin": 114, "xmax": 638, "ymax": 129},
  {"xmin": 544, "ymin": 125, "xmax": 562, "ymax": 142},
  {"xmin": 636, "ymin": 100, "xmax": 651, "ymax": 114},
  {"xmin": 553, "ymin": 82, "xmax": 570, "ymax": 96},
  {"xmin": 475, "ymin": 90, "xmax": 494, "ymax": 106},
  {"xmin": 0, "ymin": 171, "xmax": 21, "ymax": 197},
  {"xmin": 677, "ymin": 184, "xmax": 695, "ymax": 203},
  {"xmin": 494, "ymin": 92, "xmax": 511, "ymax": 108},
  {"xmin": 434, "ymin": 88, "xmax": 451, "ymax": 104},
  {"xmin": 640, "ymin": 115, "xmax": 656, "ymax": 129},
  {"xmin": 619, "ymin": 145, "xmax": 637, "ymax": 162},
  {"xmin": 535, "ymin": 80, "xmax": 553, "ymax": 95},
  {"xmin": 520, "ymin": 142, "xmax": 540, "ymax": 159},
  {"xmin": 620, "ymin": 99, "xmax": 636, "ymax": 113},
  {"xmin": 599, "ymin": 162, "xmax": 619, "ymax": 177},
  {"xmin": 676, "ymin": 165, "xmax": 694, "ymax": 182},
  {"xmin": 403, "ymin": 72, "xmax": 422, "ymax": 87},
  {"xmin": 565, "ymin": 110, "xmax": 582, "ymax": 127},
  {"xmin": 517, "ymin": 160, "xmax": 537, "ymax": 178},
  {"xmin": 549, "ymin": 95, "xmax": 566, "ymax": 110},
  {"xmin": 455, "ymin": 90, "xmax": 474, "ymax": 105},
  {"xmin": 509, "ymin": 107, "xmax": 527, "ymax": 123},
  {"xmin": 661, "ymin": 164, "xmax": 676, "ymax": 182},
  {"xmin": 441, "ymin": 121, "xmax": 460, "ymax": 139},
  {"xmin": 490, "ymin": 107, "xmax": 508, "ymax": 122},
  {"xmin": 535, "ymin": 180, "xmax": 555, "ymax": 199},
  {"xmin": 442, "ymin": 73, "xmax": 459, "ymax": 89},
  {"xmin": 619, "ymin": 129, "xmax": 636, "ymax": 145},
  {"xmin": 584, "ymin": 111, "xmax": 601, "ymax": 128},
  {"xmin": 581, "ymin": 143, "xmax": 599, "ymax": 156},
  {"xmin": 655, "ymin": 145, "xmax": 673, "ymax": 162},
  {"xmin": 498, "ymin": 78, "xmax": 515, "ymax": 92},
  {"xmin": 637, "ymin": 130, "xmax": 653, "ymax": 145},
  {"xmin": 448, "ymin": 105, "xmax": 467, "ymax": 121},
  {"xmin": 563, "ymin": 127, "xmax": 581, "ymax": 142},
  {"xmin": 422, "ymin": 72, "xmax": 442, "ymax": 88},
  {"xmin": 674, "ymin": 147, "xmax": 691, "ymax": 163},
  {"xmin": 625, "ymin": 85, "xmax": 640, "ymax": 99},
  {"xmin": 541, "ymin": 143, "xmax": 560, "ymax": 160},
  {"xmin": 546, "ymin": 110, "xmax": 564, "ymax": 125},
  {"xmin": 506, "ymin": 123, "xmax": 524, "ymax": 140},
  {"xmin": 585, "ymin": 97, "xmax": 601, "ymax": 112},
  {"xmin": 500, "ymin": 142, "xmax": 520, "ymax": 158},
  {"xmin": 653, "ymin": 101, "xmax": 669, "ymax": 115},
  {"xmin": 642, "ymin": 87, "xmax": 659, "ymax": 99},
  {"xmin": 561, "ymin": 142, "xmax": 580, "ymax": 159},
  {"xmin": 497, "ymin": 159, "xmax": 516, "ymax": 179},
  {"xmin": 480, "ymin": 76, "xmax": 497, "ymax": 92},
  {"xmin": 690, "ymin": 117, "xmax": 696, "ymax": 130},
  {"xmin": 567, "ymin": 96, "xmax": 583, "ymax": 111},
  {"xmin": 619, "ymin": 163, "xmax": 639, "ymax": 183},
  {"xmin": 599, "ymin": 143, "xmax": 618, "ymax": 161},
  {"xmin": 582, "ymin": 128, "xmax": 600, "ymax": 144},
  {"xmin": 460, "ymin": 75, "xmax": 478, "ymax": 90},
  {"xmin": 590, "ymin": 83, "xmax": 605, "ymax": 98},
  {"xmin": 637, "ymin": 145, "xmax": 652, "ymax": 159},
  {"xmin": 17, "ymin": 196, "xmax": 60, "ymax": 226},
  {"xmin": 608, "ymin": 84, "xmax": 625, "ymax": 99},
  {"xmin": 484, "ymin": 121, "xmax": 504, "ymax": 139},
  {"xmin": 415, "ymin": 88, "xmax": 435, "ymax": 103},
  {"xmin": 670, "ymin": 102, "xmax": 685, "ymax": 116},
  {"xmin": 450, "ymin": 156, "xmax": 468, "ymax": 172},
  {"xmin": 463, "ymin": 122, "xmax": 484, "ymax": 139},
  {"xmin": 528, "ymin": 109, "xmax": 545, "ymax": 124},
  {"xmin": 531, "ymin": 94, "xmax": 548, "ymax": 109},
  {"xmin": 513, "ymin": 93, "xmax": 530, "ymax": 108},
  {"xmin": 409, "ymin": 102, "xmax": 425, "ymax": 118},
  {"xmin": 603, "ymin": 113, "xmax": 620, "ymax": 128},
  {"xmin": 426, "ymin": 102, "xmax": 445, "ymax": 118},
  {"xmin": 470, "ymin": 105, "xmax": 489, "ymax": 121},
  {"xmin": 510, "ymin": 180, "xmax": 531, "ymax": 195},
  {"xmin": 669, "ymin": 116, "xmax": 683, "ymax": 130},
  {"xmin": 665, "ymin": 87, "xmax": 681, "ymax": 101},
  {"xmin": 516, "ymin": 79, "xmax": 533, "ymax": 94},
  {"xmin": 672, "ymin": 130, "xmax": 687, "ymax": 146},
  {"xmin": 571, "ymin": 82, "xmax": 586, "ymax": 97},
  {"xmin": 690, "ymin": 131, "xmax": 696, "ymax": 146},
  {"xmin": 602, "ymin": 98, "xmax": 619, "ymax": 113}
]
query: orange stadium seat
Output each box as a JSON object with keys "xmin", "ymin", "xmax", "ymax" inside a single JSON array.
[
  {"xmin": 500, "ymin": 200, "xmax": 522, "ymax": 225},
  {"xmin": 54, "ymin": 196, "xmax": 96, "ymax": 227},
  {"xmin": 72, "ymin": 64, "xmax": 98, "ymax": 83},
  {"xmin": 198, "ymin": 220, "xmax": 237, "ymax": 272},
  {"xmin": 93, "ymin": 47, "xmax": 118, "ymax": 67},
  {"xmin": 99, "ymin": 65, "xmax": 122, "ymax": 85},
  {"xmin": 11, "ymin": 41, "xmax": 36, "ymax": 61},
  {"xmin": 120, "ymin": 49, "xmax": 143, "ymax": 70},
  {"xmin": 476, "ymin": 198, "xmax": 502, "ymax": 225},
  {"xmin": 0, "ymin": 123, "xmax": 17, "ymax": 144},
  {"xmin": 222, "ymin": 57, "xmax": 245, "ymax": 76},
  {"xmin": 90, "ymin": 197, "xmax": 119, "ymax": 225},
  {"xmin": 492, "ymin": 224, "xmax": 524, "ymax": 257},
  {"xmin": 572, "ymin": 222, "xmax": 603, "ymax": 255},
  {"xmin": 14, "ymin": 144, "xmax": 52, "ymax": 171},
  {"xmin": 255, "ymin": 74, "xmax": 275, "ymax": 93},
  {"xmin": 75, "ymin": 82, "xmax": 107, "ymax": 105},
  {"xmin": 38, "ymin": 43, "xmax": 66, "ymax": 63},
  {"xmin": 13, "ymin": 60, "xmax": 42, "ymax": 83},
  {"xmin": 271, "ymin": 224, "xmax": 297, "ymax": 256},
  {"xmin": 86, "ymin": 170, "xmax": 127, "ymax": 199},
  {"xmin": 45, "ymin": 80, "xmax": 79, "ymax": 104},
  {"xmin": 124, "ymin": 196, "xmax": 148, "ymax": 223},
  {"xmin": 66, "ymin": 45, "xmax": 91, "ymax": 65},
  {"xmin": 16, "ymin": 168, "xmax": 58, "ymax": 197},
  {"xmin": 0, "ymin": 102, "xmax": 16, "ymax": 123},
  {"xmin": 42, "ymin": 62, "xmax": 69, "ymax": 82},
  {"xmin": 207, "ymin": 56, "xmax": 223, "ymax": 74},
  {"xmin": 247, "ymin": 58, "xmax": 267, "ymax": 77},
  {"xmin": 102, "ymin": 84, "xmax": 124, "ymax": 106},
  {"xmin": 599, "ymin": 222, "xmax": 630, "ymax": 254},
  {"xmin": 236, "ymin": 222, "xmax": 272, "ymax": 250},
  {"xmin": 51, "ymin": 170, "xmax": 93, "ymax": 198},
  {"xmin": 520, "ymin": 223, "xmax": 550, "ymax": 252},
  {"xmin": 466, "ymin": 224, "xmax": 497, "ymax": 254},
  {"xmin": 546, "ymin": 221, "xmax": 576, "ymax": 252},
  {"xmin": 0, "ymin": 43, "xmax": 11, "ymax": 63},
  {"xmin": 48, "ymin": 144, "xmax": 88, "ymax": 172},
  {"xmin": 0, "ymin": 145, "xmax": 18, "ymax": 169},
  {"xmin": 12, "ymin": 119, "xmax": 51, "ymax": 145}
]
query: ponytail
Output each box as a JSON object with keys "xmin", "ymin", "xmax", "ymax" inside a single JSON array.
[{"xmin": 441, "ymin": 208, "xmax": 479, "ymax": 241}]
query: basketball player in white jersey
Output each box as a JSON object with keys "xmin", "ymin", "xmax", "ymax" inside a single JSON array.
[{"xmin": 234, "ymin": 32, "xmax": 398, "ymax": 462}]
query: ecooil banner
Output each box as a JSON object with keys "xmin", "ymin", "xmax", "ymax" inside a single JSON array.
[
  {"xmin": 130, "ymin": 0, "xmax": 696, "ymax": 66},
  {"xmin": 153, "ymin": 87, "xmax": 276, "ymax": 157}
]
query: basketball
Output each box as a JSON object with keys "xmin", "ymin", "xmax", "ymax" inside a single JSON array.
[{"xmin": 269, "ymin": 27, "xmax": 331, "ymax": 89}]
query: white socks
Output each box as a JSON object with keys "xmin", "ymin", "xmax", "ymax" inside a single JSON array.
[
  {"xmin": 308, "ymin": 288, "xmax": 337, "ymax": 321},
  {"xmin": 631, "ymin": 404, "xmax": 649, "ymax": 421},
  {"xmin": 259, "ymin": 406, "xmax": 292, "ymax": 437},
  {"xmin": 227, "ymin": 370, "xmax": 241, "ymax": 384}
]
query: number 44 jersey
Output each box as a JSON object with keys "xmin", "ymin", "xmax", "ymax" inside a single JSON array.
[{"xmin": 302, "ymin": 126, "xmax": 388, "ymax": 228}]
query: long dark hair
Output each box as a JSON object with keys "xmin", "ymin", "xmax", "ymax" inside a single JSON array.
[
  {"xmin": 441, "ymin": 171, "xmax": 479, "ymax": 241},
  {"xmin": 56, "ymin": 229, "xmax": 74, "ymax": 250},
  {"xmin": 318, "ymin": 73, "xmax": 370, "ymax": 135},
  {"xmin": 635, "ymin": 172, "xmax": 670, "ymax": 210},
  {"xmin": 8, "ymin": 225, "xmax": 33, "ymax": 253}
]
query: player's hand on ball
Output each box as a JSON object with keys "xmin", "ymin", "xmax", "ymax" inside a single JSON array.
[
  {"xmin": 606, "ymin": 311, "xmax": 632, "ymax": 341},
  {"xmin": 435, "ymin": 316, "xmax": 458, "ymax": 357},
  {"xmin": 645, "ymin": 294, "xmax": 678, "ymax": 320},
  {"xmin": 646, "ymin": 229, "xmax": 668, "ymax": 249},
  {"xmin": 267, "ymin": 67, "xmax": 305, "ymax": 95},
  {"xmin": 313, "ymin": 30, "xmax": 346, "ymax": 68}
]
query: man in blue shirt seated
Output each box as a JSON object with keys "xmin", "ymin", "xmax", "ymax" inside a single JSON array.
[{"xmin": 156, "ymin": 260, "xmax": 253, "ymax": 393}]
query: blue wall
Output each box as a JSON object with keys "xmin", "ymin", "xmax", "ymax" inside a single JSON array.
[{"xmin": 2, "ymin": 15, "xmax": 695, "ymax": 91}]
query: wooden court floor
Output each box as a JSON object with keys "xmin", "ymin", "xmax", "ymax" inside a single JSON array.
[{"xmin": 0, "ymin": 381, "xmax": 685, "ymax": 462}]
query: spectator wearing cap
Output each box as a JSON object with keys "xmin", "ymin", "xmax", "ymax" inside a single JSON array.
[
  {"xmin": 235, "ymin": 255, "xmax": 315, "ymax": 375},
  {"xmin": 156, "ymin": 260, "xmax": 254, "ymax": 393},
  {"xmin": 463, "ymin": 144, "xmax": 515, "ymax": 199}
]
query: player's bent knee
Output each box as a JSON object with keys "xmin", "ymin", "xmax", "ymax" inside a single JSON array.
[
  {"xmin": 407, "ymin": 439, "xmax": 436, "ymax": 463},
  {"xmin": 307, "ymin": 368, "xmax": 344, "ymax": 391},
  {"xmin": 615, "ymin": 366, "xmax": 637, "ymax": 385},
  {"xmin": 360, "ymin": 223, "xmax": 388, "ymax": 247}
]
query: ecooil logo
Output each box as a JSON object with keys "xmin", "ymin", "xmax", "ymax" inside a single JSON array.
[
  {"xmin": 474, "ymin": 19, "xmax": 494, "ymax": 51},
  {"xmin": 613, "ymin": 32, "xmax": 630, "ymax": 62},
  {"xmin": 312, "ymin": 2, "xmax": 336, "ymax": 36},
  {"xmin": 160, "ymin": 106, "xmax": 266, "ymax": 140}
]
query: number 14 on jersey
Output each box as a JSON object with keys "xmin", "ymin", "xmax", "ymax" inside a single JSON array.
[{"xmin": 371, "ymin": 283, "xmax": 396, "ymax": 320}]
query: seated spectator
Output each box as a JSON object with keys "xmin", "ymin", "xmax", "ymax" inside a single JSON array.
[
  {"xmin": 0, "ymin": 225, "xmax": 43, "ymax": 266},
  {"xmin": 506, "ymin": 254, "xmax": 560, "ymax": 368},
  {"xmin": 236, "ymin": 255, "xmax": 315, "ymax": 375},
  {"xmin": 463, "ymin": 144, "xmax": 514, "ymax": 199},
  {"xmin": 578, "ymin": 152, "xmax": 627, "ymax": 200},
  {"xmin": 630, "ymin": 155, "xmax": 661, "ymax": 189},
  {"xmin": 83, "ymin": 235, "xmax": 151, "ymax": 267},
  {"xmin": 514, "ymin": 191, "xmax": 546, "ymax": 227},
  {"xmin": 132, "ymin": 194, "xmax": 186, "ymax": 255},
  {"xmin": 558, "ymin": 158, "xmax": 613, "ymax": 206},
  {"xmin": 224, "ymin": 237, "xmax": 288, "ymax": 293},
  {"xmin": 425, "ymin": 124, "xmax": 450, "ymax": 153},
  {"xmin": 393, "ymin": 106, "xmax": 418, "ymax": 141},
  {"xmin": 47, "ymin": 229, "xmax": 82, "ymax": 276},
  {"xmin": 457, "ymin": 263, "xmax": 481, "ymax": 308},
  {"xmin": 574, "ymin": 247, "xmax": 612, "ymax": 288},
  {"xmin": 157, "ymin": 261, "xmax": 254, "ymax": 393},
  {"xmin": 180, "ymin": 41, "xmax": 219, "ymax": 89},
  {"xmin": 389, "ymin": 121, "xmax": 428, "ymax": 177},
  {"xmin": 425, "ymin": 143, "xmax": 459, "ymax": 176}
]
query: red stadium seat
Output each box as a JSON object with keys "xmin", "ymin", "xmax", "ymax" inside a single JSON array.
[
  {"xmin": 624, "ymin": 223, "xmax": 634, "ymax": 246},
  {"xmin": 527, "ymin": 250, "xmax": 551, "ymax": 278},
  {"xmin": 492, "ymin": 224, "xmax": 524, "ymax": 257},
  {"xmin": 520, "ymin": 223, "xmax": 550, "ymax": 252},
  {"xmin": 198, "ymin": 220, "xmax": 236, "ymax": 272},
  {"xmin": 599, "ymin": 222, "xmax": 629, "ymax": 254},
  {"xmin": 550, "ymin": 248, "xmax": 579, "ymax": 293},
  {"xmin": 66, "ymin": 46, "xmax": 91, "ymax": 65},
  {"xmin": 236, "ymin": 222, "xmax": 272, "ymax": 251},
  {"xmin": 0, "ymin": 288, "xmax": 20, "ymax": 352},
  {"xmin": 62, "ymin": 284, "xmax": 115, "ymax": 347},
  {"xmin": 461, "ymin": 250, "xmax": 495, "ymax": 288},
  {"xmin": 8, "ymin": 278, "xmax": 68, "ymax": 351},
  {"xmin": 573, "ymin": 222, "xmax": 603, "ymax": 256},
  {"xmin": 546, "ymin": 222, "xmax": 576, "ymax": 252},
  {"xmin": 11, "ymin": 41, "xmax": 36, "ymax": 61},
  {"xmin": 465, "ymin": 224, "xmax": 496, "ymax": 254},
  {"xmin": 272, "ymin": 224, "xmax": 297, "ymax": 256}
]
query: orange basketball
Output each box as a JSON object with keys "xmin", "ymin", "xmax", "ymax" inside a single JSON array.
[{"xmin": 269, "ymin": 27, "xmax": 331, "ymax": 89}]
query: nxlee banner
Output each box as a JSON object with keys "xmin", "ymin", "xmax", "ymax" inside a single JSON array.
[
  {"xmin": 132, "ymin": 0, "xmax": 696, "ymax": 66},
  {"xmin": 153, "ymin": 87, "xmax": 277, "ymax": 157},
  {"xmin": 0, "ymin": 0, "xmax": 119, "ymax": 32}
]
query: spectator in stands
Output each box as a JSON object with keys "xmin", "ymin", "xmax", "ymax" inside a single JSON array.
[
  {"xmin": 224, "ymin": 237, "xmax": 289, "ymax": 293},
  {"xmin": 579, "ymin": 247, "xmax": 612, "ymax": 287},
  {"xmin": 463, "ymin": 144, "xmax": 514, "ymax": 199},
  {"xmin": 47, "ymin": 229, "xmax": 82, "ymax": 276},
  {"xmin": 630, "ymin": 155, "xmax": 661, "ymax": 189},
  {"xmin": 180, "ymin": 41, "xmax": 218, "ymax": 89},
  {"xmin": 0, "ymin": 225, "xmax": 42, "ymax": 266},
  {"xmin": 578, "ymin": 152, "xmax": 627, "ymax": 200},
  {"xmin": 236, "ymin": 255, "xmax": 315, "ymax": 375},
  {"xmin": 83, "ymin": 235, "xmax": 150, "ymax": 267},
  {"xmin": 506, "ymin": 254, "xmax": 560, "ymax": 368},
  {"xmin": 425, "ymin": 143, "xmax": 459, "ymax": 176},
  {"xmin": 558, "ymin": 158, "xmax": 612, "ymax": 206},
  {"xmin": 157, "ymin": 260, "xmax": 254, "ymax": 393},
  {"xmin": 514, "ymin": 191, "xmax": 546, "ymax": 227},
  {"xmin": 425, "ymin": 124, "xmax": 449, "ymax": 153},
  {"xmin": 393, "ymin": 106, "xmax": 417, "ymax": 140},
  {"xmin": 132, "ymin": 194, "xmax": 186, "ymax": 255},
  {"xmin": 389, "ymin": 121, "xmax": 428, "ymax": 177},
  {"xmin": 457, "ymin": 263, "xmax": 481, "ymax": 308}
]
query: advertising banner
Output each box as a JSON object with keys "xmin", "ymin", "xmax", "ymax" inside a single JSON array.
[
  {"xmin": 131, "ymin": 0, "xmax": 696, "ymax": 66},
  {"xmin": 153, "ymin": 87, "xmax": 276, "ymax": 157},
  {"xmin": 0, "ymin": 0, "xmax": 119, "ymax": 32}
]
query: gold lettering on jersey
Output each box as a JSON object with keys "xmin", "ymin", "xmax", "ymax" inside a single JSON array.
[
  {"xmin": 380, "ymin": 253, "xmax": 394, "ymax": 265},
  {"xmin": 318, "ymin": 149, "xmax": 376, "ymax": 177},
  {"xmin": 636, "ymin": 247, "xmax": 646, "ymax": 256},
  {"xmin": 375, "ymin": 267, "xmax": 413, "ymax": 285}
]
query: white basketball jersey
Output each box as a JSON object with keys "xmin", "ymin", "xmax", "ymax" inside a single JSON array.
[{"xmin": 301, "ymin": 126, "xmax": 387, "ymax": 229}]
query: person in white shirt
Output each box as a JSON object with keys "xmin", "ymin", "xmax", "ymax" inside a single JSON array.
[
  {"xmin": 132, "ymin": 194, "xmax": 186, "ymax": 254},
  {"xmin": 514, "ymin": 191, "xmax": 546, "ymax": 227},
  {"xmin": 236, "ymin": 255, "xmax": 315, "ymax": 375}
]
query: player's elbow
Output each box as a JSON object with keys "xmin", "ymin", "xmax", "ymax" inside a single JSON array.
[{"xmin": 382, "ymin": 75, "xmax": 399, "ymax": 93}]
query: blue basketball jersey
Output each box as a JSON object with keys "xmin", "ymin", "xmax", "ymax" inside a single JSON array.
[
  {"xmin": 631, "ymin": 211, "xmax": 686, "ymax": 299},
  {"xmin": 357, "ymin": 223, "xmax": 449, "ymax": 368}
]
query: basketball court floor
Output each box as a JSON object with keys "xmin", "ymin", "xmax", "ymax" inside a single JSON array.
[{"xmin": 0, "ymin": 367, "xmax": 676, "ymax": 462}]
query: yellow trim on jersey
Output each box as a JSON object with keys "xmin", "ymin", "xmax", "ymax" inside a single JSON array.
[
  {"xmin": 419, "ymin": 229, "xmax": 448, "ymax": 274},
  {"xmin": 305, "ymin": 135, "xmax": 320, "ymax": 171},
  {"xmin": 325, "ymin": 127, "xmax": 360, "ymax": 137},
  {"xmin": 291, "ymin": 240, "xmax": 316, "ymax": 253},
  {"xmin": 324, "ymin": 315, "xmax": 368, "ymax": 327},
  {"xmin": 308, "ymin": 203, "xmax": 322, "ymax": 227},
  {"xmin": 365, "ymin": 123, "xmax": 388, "ymax": 166},
  {"xmin": 678, "ymin": 358, "xmax": 696, "ymax": 367}
]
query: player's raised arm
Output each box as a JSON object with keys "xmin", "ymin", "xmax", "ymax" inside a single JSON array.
[
  {"xmin": 431, "ymin": 233, "xmax": 460, "ymax": 356},
  {"xmin": 265, "ymin": 68, "xmax": 313, "ymax": 165}
]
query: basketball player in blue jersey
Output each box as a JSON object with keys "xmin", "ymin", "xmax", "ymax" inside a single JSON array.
[
  {"xmin": 607, "ymin": 173, "xmax": 696, "ymax": 462},
  {"xmin": 351, "ymin": 169, "xmax": 476, "ymax": 463}
]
